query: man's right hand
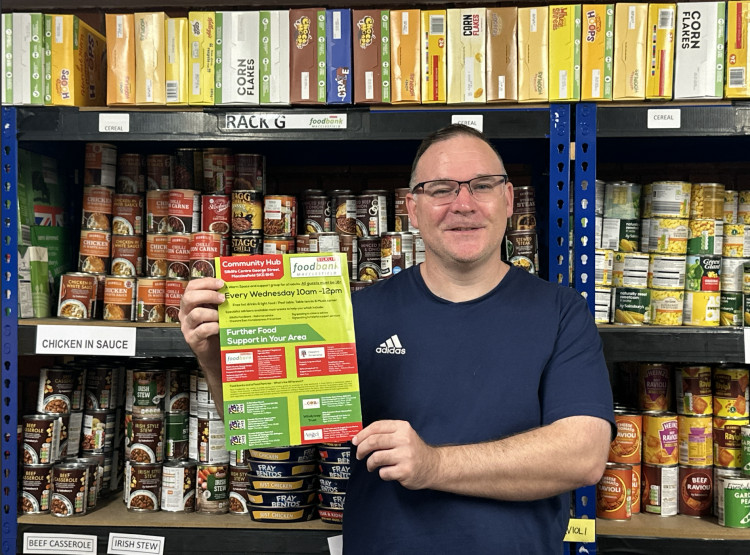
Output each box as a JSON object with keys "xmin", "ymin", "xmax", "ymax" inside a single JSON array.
[{"xmin": 179, "ymin": 277, "xmax": 225, "ymax": 371}]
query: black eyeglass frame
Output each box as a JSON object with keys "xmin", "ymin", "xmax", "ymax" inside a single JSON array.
[{"xmin": 410, "ymin": 174, "xmax": 510, "ymax": 198}]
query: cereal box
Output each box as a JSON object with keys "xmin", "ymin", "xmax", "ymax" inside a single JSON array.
[
  {"xmin": 12, "ymin": 13, "xmax": 44, "ymax": 105},
  {"xmin": 49, "ymin": 14, "xmax": 107, "ymax": 106},
  {"xmin": 725, "ymin": 1, "xmax": 750, "ymax": 98},
  {"xmin": 188, "ymin": 12, "xmax": 215, "ymax": 105},
  {"xmin": 674, "ymin": 2, "xmax": 726, "ymax": 99},
  {"xmin": 288, "ymin": 8, "xmax": 326, "ymax": 104},
  {"xmin": 646, "ymin": 4, "xmax": 676, "ymax": 99},
  {"xmin": 135, "ymin": 12, "xmax": 167, "ymax": 105},
  {"xmin": 1, "ymin": 14, "xmax": 11, "ymax": 105},
  {"xmin": 43, "ymin": 15, "xmax": 52, "ymax": 104},
  {"xmin": 447, "ymin": 8, "xmax": 486, "ymax": 104},
  {"xmin": 326, "ymin": 9, "xmax": 352, "ymax": 104},
  {"xmin": 390, "ymin": 9, "xmax": 421, "ymax": 104},
  {"xmin": 518, "ymin": 6, "xmax": 549, "ymax": 102},
  {"xmin": 165, "ymin": 17, "xmax": 188, "ymax": 105},
  {"xmin": 613, "ymin": 3, "xmax": 648, "ymax": 100},
  {"xmin": 106, "ymin": 14, "xmax": 135, "ymax": 105},
  {"xmin": 486, "ymin": 7, "xmax": 518, "ymax": 102},
  {"xmin": 549, "ymin": 5, "xmax": 582, "ymax": 101},
  {"xmin": 582, "ymin": 4, "xmax": 614, "ymax": 101},
  {"xmin": 352, "ymin": 10, "xmax": 390, "ymax": 104},
  {"xmin": 259, "ymin": 10, "xmax": 290, "ymax": 105},
  {"xmin": 421, "ymin": 9, "xmax": 446, "ymax": 103},
  {"xmin": 216, "ymin": 11, "xmax": 260, "ymax": 105}
]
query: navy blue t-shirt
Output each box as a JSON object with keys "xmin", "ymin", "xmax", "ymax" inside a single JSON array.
[{"xmin": 343, "ymin": 265, "xmax": 614, "ymax": 554}]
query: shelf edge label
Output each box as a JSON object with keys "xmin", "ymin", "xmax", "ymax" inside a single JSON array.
[
  {"xmin": 221, "ymin": 112, "xmax": 347, "ymax": 131},
  {"xmin": 24, "ymin": 533, "xmax": 98, "ymax": 555},
  {"xmin": 98, "ymin": 113, "xmax": 130, "ymax": 133},
  {"xmin": 562, "ymin": 518, "xmax": 595, "ymax": 543},
  {"xmin": 451, "ymin": 114, "xmax": 483, "ymax": 132},
  {"xmin": 647, "ymin": 109, "xmax": 681, "ymax": 129},
  {"xmin": 107, "ymin": 533, "xmax": 164, "ymax": 555},
  {"xmin": 36, "ymin": 325, "xmax": 136, "ymax": 357}
]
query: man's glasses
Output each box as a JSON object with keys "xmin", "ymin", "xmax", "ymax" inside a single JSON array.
[{"xmin": 411, "ymin": 175, "xmax": 509, "ymax": 206}]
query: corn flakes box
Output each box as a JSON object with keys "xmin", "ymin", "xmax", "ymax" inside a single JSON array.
[
  {"xmin": 188, "ymin": 12, "xmax": 215, "ymax": 105},
  {"xmin": 725, "ymin": 1, "xmax": 750, "ymax": 98},
  {"xmin": 390, "ymin": 9, "xmax": 421, "ymax": 104},
  {"xmin": 646, "ymin": 4, "xmax": 676, "ymax": 99},
  {"xmin": 49, "ymin": 14, "xmax": 107, "ymax": 106},
  {"xmin": 582, "ymin": 4, "xmax": 614, "ymax": 100},
  {"xmin": 486, "ymin": 7, "xmax": 518, "ymax": 102},
  {"xmin": 259, "ymin": 10, "xmax": 290, "ymax": 105},
  {"xmin": 518, "ymin": 6, "xmax": 549, "ymax": 102},
  {"xmin": 447, "ymin": 8, "xmax": 486, "ymax": 104},
  {"xmin": 106, "ymin": 14, "xmax": 135, "ymax": 105},
  {"xmin": 352, "ymin": 10, "xmax": 390, "ymax": 104},
  {"xmin": 549, "ymin": 5, "xmax": 581, "ymax": 101},
  {"xmin": 613, "ymin": 3, "xmax": 648, "ymax": 100},
  {"xmin": 421, "ymin": 9, "xmax": 446, "ymax": 103},
  {"xmin": 674, "ymin": 2, "xmax": 726, "ymax": 100},
  {"xmin": 165, "ymin": 17, "xmax": 188, "ymax": 105}
]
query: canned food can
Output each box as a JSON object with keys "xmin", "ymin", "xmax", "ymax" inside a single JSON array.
[
  {"xmin": 509, "ymin": 212, "xmax": 537, "ymax": 231},
  {"xmin": 263, "ymin": 236, "xmax": 296, "ymax": 254},
  {"xmin": 231, "ymin": 190, "xmax": 263, "ymax": 235},
  {"xmin": 234, "ymin": 153, "xmax": 265, "ymax": 193},
  {"xmin": 505, "ymin": 230, "xmax": 537, "ymax": 274},
  {"xmin": 648, "ymin": 218, "xmax": 689, "ymax": 254},
  {"xmin": 203, "ymin": 148, "xmax": 235, "ymax": 194},
  {"xmin": 145, "ymin": 233, "xmax": 169, "ymax": 278},
  {"xmin": 723, "ymin": 223, "xmax": 750, "ymax": 257},
  {"xmin": 357, "ymin": 236, "xmax": 381, "ymax": 281},
  {"xmin": 37, "ymin": 367, "xmax": 83, "ymax": 414},
  {"xmin": 161, "ymin": 459, "xmax": 197, "ymax": 512},
  {"xmin": 201, "ymin": 194, "xmax": 231, "ymax": 234},
  {"xmin": 679, "ymin": 465, "xmax": 713, "ymax": 516},
  {"xmin": 51, "ymin": 462, "xmax": 88, "ymax": 516},
  {"xmin": 715, "ymin": 467, "xmax": 743, "ymax": 515},
  {"xmin": 81, "ymin": 408, "xmax": 117, "ymax": 452},
  {"xmin": 81, "ymin": 186, "xmax": 114, "ymax": 231},
  {"xmin": 595, "ymin": 249, "xmax": 614, "ymax": 286},
  {"xmin": 691, "ymin": 183, "xmax": 725, "ymax": 220},
  {"xmin": 136, "ymin": 277, "xmax": 166, "ymax": 323},
  {"xmin": 687, "ymin": 219, "xmax": 723, "ymax": 255},
  {"xmin": 739, "ymin": 191, "xmax": 750, "ymax": 224},
  {"xmin": 683, "ymin": 291, "xmax": 720, "ymax": 326},
  {"xmin": 20, "ymin": 465, "xmax": 53, "ymax": 514},
  {"xmin": 725, "ymin": 190, "xmax": 739, "ymax": 224},
  {"xmin": 648, "ymin": 254, "xmax": 686, "ymax": 290},
  {"xmin": 393, "ymin": 187, "xmax": 411, "ymax": 233},
  {"xmin": 165, "ymin": 411, "xmax": 189, "ymax": 460},
  {"xmin": 166, "ymin": 233, "xmax": 191, "ymax": 279},
  {"xmin": 338, "ymin": 234, "xmax": 358, "ymax": 279},
  {"xmin": 103, "ymin": 276, "xmax": 136, "ymax": 321},
  {"xmin": 70, "ymin": 456, "xmax": 99, "ymax": 510},
  {"xmin": 231, "ymin": 233, "xmax": 263, "ymax": 255},
  {"xmin": 263, "ymin": 195, "xmax": 297, "ymax": 237},
  {"xmin": 332, "ymin": 194, "xmax": 357, "ymax": 235},
  {"xmin": 165, "ymin": 370, "xmax": 190, "ymax": 413},
  {"xmin": 641, "ymin": 183, "xmax": 653, "ymax": 219},
  {"xmin": 717, "ymin": 477, "xmax": 750, "ymax": 527},
  {"xmin": 638, "ymin": 364, "xmax": 671, "ymax": 412},
  {"xmin": 642, "ymin": 463, "xmax": 679, "ymax": 515},
  {"xmin": 610, "ymin": 411, "xmax": 642, "ymax": 464},
  {"xmin": 595, "ymin": 287, "xmax": 612, "ymax": 324},
  {"xmin": 63, "ymin": 412, "xmax": 83, "ymax": 459},
  {"xmin": 146, "ymin": 189, "xmax": 170, "ymax": 233},
  {"xmin": 720, "ymin": 293, "xmax": 744, "ymax": 327},
  {"xmin": 168, "ymin": 189, "xmax": 201, "ymax": 233},
  {"xmin": 84, "ymin": 143, "xmax": 117, "ymax": 187},
  {"xmin": 675, "ymin": 366, "xmax": 712, "ymax": 416},
  {"xmin": 713, "ymin": 367, "xmax": 750, "ymax": 418},
  {"xmin": 116, "ymin": 153, "xmax": 145, "ymax": 194},
  {"xmin": 131, "ymin": 369, "xmax": 166, "ymax": 417},
  {"xmin": 631, "ymin": 463, "xmax": 642, "ymax": 514},
  {"xmin": 302, "ymin": 194, "xmax": 331, "ymax": 234},
  {"xmin": 308, "ymin": 232, "xmax": 340, "ymax": 253},
  {"xmin": 613, "ymin": 252, "xmax": 649, "ymax": 288},
  {"xmin": 84, "ymin": 365, "xmax": 119, "ymax": 412},
  {"xmin": 650, "ymin": 181, "xmax": 691, "ymax": 218},
  {"xmin": 678, "ymin": 414, "xmax": 713, "ymax": 467},
  {"xmin": 649, "ymin": 289, "xmax": 684, "ymax": 326},
  {"xmin": 229, "ymin": 465, "xmax": 251, "ymax": 514},
  {"xmin": 23, "ymin": 414, "xmax": 60, "ymax": 465},
  {"xmin": 643, "ymin": 412, "xmax": 679, "ymax": 465},
  {"xmin": 721, "ymin": 258, "xmax": 750, "ymax": 292},
  {"xmin": 113, "ymin": 193, "xmax": 144, "ymax": 235},
  {"xmin": 174, "ymin": 147, "xmax": 204, "ymax": 190},
  {"xmin": 196, "ymin": 463, "xmax": 230, "ymax": 514},
  {"xmin": 742, "ymin": 425, "xmax": 750, "ymax": 476},
  {"xmin": 189, "ymin": 232, "xmax": 221, "ymax": 278},
  {"xmin": 612, "ymin": 287, "xmax": 650, "ymax": 325},
  {"xmin": 381, "ymin": 232, "xmax": 403, "ymax": 278},
  {"xmin": 198, "ymin": 417, "xmax": 229, "ymax": 464},
  {"xmin": 57, "ymin": 273, "xmax": 97, "ymax": 320},
  {"xmin": 78, "ymin": 229, "xmax": 111, "ymax": 274},
  {"xmin": 356, "ymin": 191, "xmax": 388, "ymax": 237},
  {"xmin": 714, "ymin": 417, "xmax": 750, "ymax": 468},
  {"xmin": 596, "ymin": 462, "xmax": 632, "ymax": 520},
  {"xmin": 125, "ymin": 461, "xmax": 161, "ymax": 511},
  {"xmin": 111, "ymin": 235, "xmax": 144, "ymax": 277},
  {"xmin": 146, "ymin": 154, "xmax": 174, "ymax": 190},
  {"xmin": 164, "ymin": 278, "xmax": 187, "ymax": 323},
  {"xmin": 129, "ymin": 417, "xmax": 164, "ymax": 463}
]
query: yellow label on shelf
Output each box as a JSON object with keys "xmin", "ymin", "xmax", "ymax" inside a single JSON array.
[{"xmin": 563, "ymin": 518, "xmax": 596, "ymax": 543}]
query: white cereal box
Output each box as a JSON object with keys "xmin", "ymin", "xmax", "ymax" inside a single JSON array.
[
  {"xmin": 674, "ymin": 2, "xmax": 726, "ymax": 99},
  {"xmin": 447, "ymin": 8, "xmax": 486, "ymax": 104},
  {"xmin": 216, "ymin": 11, "xmax": 260, "ymax": 105}
]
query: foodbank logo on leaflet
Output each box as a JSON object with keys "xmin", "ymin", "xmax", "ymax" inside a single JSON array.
[{"xmin": 290, "ymin": 256, "xmax": 342, "ymax": 278}]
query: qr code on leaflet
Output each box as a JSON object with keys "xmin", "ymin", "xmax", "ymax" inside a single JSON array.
[
  {"xmin": 227, "ymin": 404, "xmax": 245, "ymax": 414},
  {"xmin": 229, "ymin": 420, "xmax": 246, "ymax": 430},
  {"xmin": 230, "ymin": 435, "xmax": 247, "ymax": 446}
]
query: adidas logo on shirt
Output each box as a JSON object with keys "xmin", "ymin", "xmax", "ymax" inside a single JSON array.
[{"xmin": 376, "ymin": 334, "xmax": 406, "ymax": 355}]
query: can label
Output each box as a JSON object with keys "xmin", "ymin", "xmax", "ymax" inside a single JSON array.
[
  {"xmin": 742, "ymin": 426, "xmax": 750, "ymax": 475},
  {"xmin": 648, "ymin": 254, "xmax": 686, "ymax": 289},
  {"xmin": 612, "ymin": 287, "xmax": 650, "ymax": 325},
  {"xmin": 81, "ymin": 186, "xmax": 114, "ymax": 231},
  {"xmin": 113, "ymin": 194, "xmax": 144, "ymax": 235},
  {"xmin": 168, "ymin": 189, "xmax": 200, "ymax": 233},
  {"xmin": 23, "ymin": 415, "xmax": 60, "ymax": 465},
  {"xmin": 161, "ymin": 461, "xmax": 196, "ymax": 512},
  {"xmin": 85, "ymin": 365, "xmax": 119, "ymax": 411},
  {"xmin": 650, "ymin": 181, "xmax": 691, "ymax": 218},
  {"xmin": 116, "ymin": 153, "xmax": 145, "ymax": 194},
  {"xmin": 165, "ymin": 278, "xmax": 187, "ymax": 323},
  {"xmin": 129, "ymin": 417, "xmax": 164, "ymax": 464},
  {"xmin": 690, "ymin": 183, "xmax": 725, "ymax": 220},
  {"xmin": 505, "ymin": 230, "xmax": 537, "ymax": 274},
  {"xmin": 146, "ymin": 190, "xmax": 170, "ymax": 233},
  {"xmin": 125, "ymin": 462, "xmax": 161, "ymax": 511},
  {"xmin": 649, "ymin": 289, "xmax": 684, "ymax": 326},
  {"xmin": 21, "ymin": 465, "xmax": 53, "ymax": 514},
  {"xmin": 136, "ymin": 278, "xmax": 166, "ymax": 323},
  {"xmin": 381, "ymin": 233, "xmax": 402, "ymax": 277},
  {"xmin": 723, "ymin": 223, "xmax": 750, "ymax": 257},
  {"xmin": 51, "ymin": 463, "xmax": 88, "ymax": 516},
  {"xmin": 687, "ymin": 219, "xmax": 723, "ymax": 255},
  {"xmin": 610, "ymin": 412, "xmax": 642, "ymax": 464},
  {"xmin": 146, "ymin": 154, "xmax": 174, "ymax": 190},
  {"xmin": 358, "ymin": 236, "xmax": 381, "ymax": 281},
  {"xmin": 189, "ymin": 232, "xmax": 221, "ymax": 278},
  {"xmin": 165, "ymin": 412, "xmax": 189, "ymax": 460},
  {"xmin": 678, "ymin": 415, "xmax": 713, "ymax": 466},
  {"xmin": 714, "ymin": 417, "xmax": 750, "ymax": 468},
  {"xmin": 613, "ymin": 252, "xmax": 649, "ymax": 288},
  {"xmin": 302, "ymin": 195, "xmax": 330, "ymax": 233},
  {"xmin": 595, "ymin": 287, "xmax": 612, "ymax": 324},
  {"xmin": 685, "ymin": 255, "xmax": 721, "ymax": 291},
  {"xmin": 356, "ymin": 193, "xmax": 387, "ymax": 237},
  {"xmin": 229, "ymin": 465, "xmax": 250, "ymax": 514},
  {"xmin": 78, "ymin": 230, "xmax": 111, "ymax": 274},
  {"xmin": 725, "ymin": 190, "xmax": 739, "ymax": 224},
  {"xmin": 596, "ymin": 463, "xmax": 632, "ymax": 519},
  {"xmin": 234, "ymin": 153, "xmax": 265, "ymax": 193},
  {"xmin": 720, "ymin": 257, "xmax": 749, "ymax": 293},
  {"xmin": 642, "ymin": 463, "xmax": 679, "ymax": 515},
  {"xmin": 333, "ymin": 196, "xmax": 357, "ymax": 235},
  {"xmin": 721, "ymin": 293, "xmax": 744, "ymax": 326},
  {"xmin": 146, "ymin": 233, "xmax": 169, "ymax": 278},
  {"xmin": 103, "ymin": 277, "xmax": 135, "ymax": 321},
  {"xmin": 643, "ymin": 412, "xmax": 679, "ymax": 465},
  {"xmin": 679, "ymin": 465, "xmax": 713, "ymax": 516},
  {"xmin": 675, "ymin": 366, "xmax": 712, "ymax": 415},
  {"xmin": 601, "ymin": 218, "xmax": 640, "ymax": 252},
  {"xmin": 167, "ymin": 234, "xmax": 191, "ymax": 279},
  {"xmin": 713, "ymin": 368, "xmax": 750, "ymax": 417},
  {"xmin": 111, "ymin": 235, "xmax": 144, "ymax": 277},
  {"xmin": 683, "ymin": 291, "xmax": 721, "ymax": 326},
  {"xmin": 648, "ymin": 217, "xmax": 689, "ymax": 254},
  {"xmin": 639, "ymin": 364, "xmax": 671, "ymax": 411},
  {"xmin": 196, "ymin": 463, "xmax": 229, "ymax": 514},
  {"xmin": 58, "ymin": 273, "xmax": 97, "ymax": 319},
  {"xmin": 201, "ymin": 194, "xmax": 230, "ymax": 234},
  {"xmin": 263, "ymin": 195, "xmax": 297, "ymax": 237}
]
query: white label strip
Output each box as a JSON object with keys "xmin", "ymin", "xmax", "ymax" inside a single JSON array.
[
  {"xmin": 744, "ymin": 328, "xmax": 750, "ymax": 364},
  {"xmin": 36, "ymin": 325, "xmax": 137, "ymax": 356},
  {"xmin": 24, "ymin": 533, "xmax": 98, "ymax": 555},
  {"xmin": 107, "ymin": 533, "xmax": 164, "ymax": 555},
  {"xmin": 647, "ymin": 109, "xmax": 681, "ymax": 129},
  {"xmin": 451, "ymin": 114, "xmax": 483, "ymax": 132},
  {"xmin": 98, "ymin": 113, "xmax": 130, "ymax": 133},
  {"xmin": 222, "ymin": 113, "xmax": 347, "ymax": 130}
]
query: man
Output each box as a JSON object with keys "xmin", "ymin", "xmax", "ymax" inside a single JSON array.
[{"xmin": 180, "ymin": 125, "xmax": 614, "ymax": 553}]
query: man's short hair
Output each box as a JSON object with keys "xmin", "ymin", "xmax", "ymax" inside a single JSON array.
[{"xmin": 409, "ymin": 124, "xmax": 505, "ymax": 188}]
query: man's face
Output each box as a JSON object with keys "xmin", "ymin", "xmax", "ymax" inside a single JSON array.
[{"xmin": 406, "ymin": 134, "xmax": 514, "ymax": 268}]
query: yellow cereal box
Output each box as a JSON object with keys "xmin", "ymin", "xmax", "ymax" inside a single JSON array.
[
  {"xmin": 646, "ymin": 4, "xmax": 676, "ymax": 99},
  {"xmin": 613, "ymin": 3, "xmax": 648, "ymax": 100},
  {"xmin": 582, "ymin": 4, "xmax": 614, "ymax": 100},
  {"xmin": 726, "ymin": 1, "xmax": 750, "ymax": 98},
  {"xmin": 106, "ymin": 14, "xmax": 135, "ymax": 105},
  {"xmin": 486, "ymin": 7, "xmax": 518, "ymax": 102},
  {"xmin": 518, "ymin": 6, "xmax": 549, "ymax": 102},
  {"xmin": 447, "ymin": 8, "xmax": 486, "ymax": 104},
  {"xmin": 421, "ymin": 10, "xmax": 446, "ymax": 103},
  {"xmin": 390, "ymin": 9, "xmax": 421, "ymax": 103},
  {"xmin": 135, "ymin": 12, "xmax": 167, "ymax": 105},
  {"xmin": 188, "ymin": 12, "xmax": 215, "ymax": 105},
  {"xmin": 49, "ymin": 14, "xmax": 107, "ymax": 106},
  {"xmin": 549, "ymin": 5, "xmax": 582, "ymax": 101},
  {"xmin": 165, "ymin": 17, "xmax": 188, "ymax": 105}
]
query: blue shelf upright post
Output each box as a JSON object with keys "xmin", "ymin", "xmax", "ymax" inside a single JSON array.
[
  {"xmin": 548, "ymin": 104, "xmax": 571, "ymax": 286},
  {"xmin": 1, "ymin": 107, "xmax": 19, "ymax": 555}
]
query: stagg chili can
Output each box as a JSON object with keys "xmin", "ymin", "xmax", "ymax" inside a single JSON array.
[
  {"xmin": 596, "ymin": 462, "xmax": 632, "ymax": 520},
  {"xmin": 111, "ymin": 235, "xmax": 144, "ymax": 277},
  {"xmin": 146, "ymin": 189, "xmax": 170, "ymax": 233},
  {"xmin": 263, "ymin": 236, "xmax": 296, "ymax": 254},
  {"xmin": 37, "ymin": 367, "xmax": 83, "ymax": 414},
  {"xmin": 103, "ymin": 276, "xmax": 136, "ymax": 321},
  {"xmin": 203, "ymin": 148, "xmax": 235, "ymax": 194},
  {"xmin": 201, "ymin": 194, "xmax": 231, "ymax": 234},
  {"xmin": 164, "ymin": 278, "xmax": 187, "ymax": 323},
  {"xmin": 146, "ymin": 233, "xmax": 169, "ymax": 278},
  {"xmin": 161, "ymin": 459, "xmax": 196, "ymax": 512},
  {"xmin": 610, "ymin": 411, "xmax": 642, "ymax": 464},
  {"xmin": 234, "ymin": 153, "xmax": 265, "ymax": 193},
  {"xmin": 146, "ymin": 154, "xmax": 174, "ymax": 190},
  {"xmin": 23, "ymin": 414, "xmax": 60, "ymax": 465},
  {"xmin": 675, "ymin": 366, "xmax": 713, "ymax": 415},
  {"xmin": 679, "ymin": 465, "xmax": 713, "ymax": 516},
  {"xmin": 231, "ymin": 233, "xmax": 263, "ymax": 255},
  {"xmin": 125, "ymin": 462, "xmax": 162, "ymax": 512},
  {"xmin": 357, "ymin": 236, "xmax": 381, "ymax": 281},
  {"xmin": 116, "ymin": 153, "xmax": 145, "ymax": 194},
  {"xmin": 231, "ymin": 190, "xmax": 263, "ymax": 235},
  {"xmin": 302, "ymin": 194, "xmax": 330, "ymax": 234},
  {"xmin": 78, "ymin": 229, "xmax": 111, "ymax": 274},
  {"xmin": 643, "ymin": 412, "xmax": 679, "ymax": 466},
  {"xmin": 174, "ymin": 147, "xmax": 204, "ymax": 190},
  {"xmin": 678, "ymin": 414, "xmax": 713, "ymax": 467},
  {"xmin": 189, "ymin": 232, "xmax": 221, "ymax": 279},
  {"xmin": 136, "ymin": 277, "xmax": 166, "ymax": 323},
  {"xmin": 113, "ymin": 193, "xmax": 144, "ymax": 235},
  {"xmin": 638, "ymin": 363, "xmax": 671, "ymax": 412},
  {"xmin": 642, "ymin": 463, "xmax": 679, "ymax": 515},
  {"xmin": 20, "ymin": 464, "xmax": 53, "ymax": 514},
  {"xmin": 84, "ymin": 142, "xmax": 117, "ymax": 187},
  {"xmin": 129, "ymin": 417, "xmax": 164, "ymax": 464},
  {"xmin": 57, "ymin": 273, "xmax": 96, "ymax": 320},
  {"xmin": 51, "ymin": 462, "xmax": 88, "ymax": 516},
  {"xmin": 263, "ymin": 195, "xmax": 297, "ymax": 237},
  {"xmin": 713, "ymin": 366, "xmax": 750, "ymax": 418},
  {"xmin": 81, "ymin": 186, "xmax": 114, "ymax": 231},
  {"xmin": 167, "ymin": 233, "xmax": 191, "ymax": 279},
  {"xmin": 168, "ymin": 189, "xmax": 201, "ymax": 233},
  {"xmin": 714, "ymin": 417, "xmax": 749, "ymax": 468},
  {"xmin": 196, "ymin": 463, "xmax": 229, "ymax": 514}
]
